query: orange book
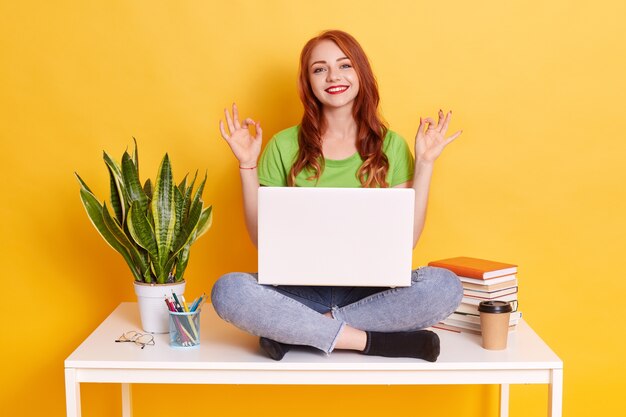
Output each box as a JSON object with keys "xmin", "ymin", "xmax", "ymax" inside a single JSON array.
[
  {"xmin": 428, "ymin": 256, "xmax": 517, "ymax": 279},
  {"xmin": 462, "ymin": 278, "xmax": 518, "ymax": 291}
]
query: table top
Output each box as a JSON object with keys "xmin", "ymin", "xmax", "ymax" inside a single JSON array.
[{"xmin": 65, "ymin": 303, "xmax": 562, "ymax": 371}]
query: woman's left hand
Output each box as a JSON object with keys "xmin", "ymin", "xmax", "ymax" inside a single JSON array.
[{"xmin": 414, "ymin": 110, "xmax": 462, "ymax": 164}]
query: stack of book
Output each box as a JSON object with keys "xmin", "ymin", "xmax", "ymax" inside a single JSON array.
[{"xmin": 428, "ymin": 256, "xmax": 521, "ymax": 335}]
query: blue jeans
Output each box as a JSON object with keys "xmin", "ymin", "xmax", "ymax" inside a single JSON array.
[{"xmin": 211, "ymin": 266, "xmax": 462, "ymax": 354}]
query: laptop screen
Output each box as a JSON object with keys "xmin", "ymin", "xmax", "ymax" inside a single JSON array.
[{"xmin": 258, "ymin": 187, "xmax": 415, "ymax": 287}]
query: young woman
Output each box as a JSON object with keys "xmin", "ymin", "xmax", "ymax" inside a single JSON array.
[{"xmin": 212, "ymin": 30, "xmax": 463, "ymax": 361}]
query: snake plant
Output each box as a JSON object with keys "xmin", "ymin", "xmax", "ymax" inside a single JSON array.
[{"xmin": 75, "ymin": 140, "xmax": 213, "ymax": 284}]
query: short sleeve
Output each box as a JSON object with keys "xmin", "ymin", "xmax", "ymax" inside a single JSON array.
[
  {"xmin": 258, "ymin": 136, "xmax": 289, "ymax": 186},
  {"xmin": 258, "ymin": 126, "xmax": 302, "ymax": 186},
  {"xmin": 385, "ymin": 131, "xmax": 415, "ymax": 187}
]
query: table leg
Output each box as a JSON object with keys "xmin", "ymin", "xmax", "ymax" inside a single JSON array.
[
  {"xmin": 499, "ymin": 384, "xmax": 509, "ymax": 417},
  {"xmin": 122, "ymin": 383, "xmax": 133, "ymax": 417},
  {"xmin": 549, "ymin": 368, "xmax": 563, "ymax": 417},
  {"xmin": 65, "ymin": 368, "xmax": 81, "ymax": 417}
]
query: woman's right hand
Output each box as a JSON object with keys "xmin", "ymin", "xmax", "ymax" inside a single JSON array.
[{"xmin": 219, "ymin": 103, "xmax": 263, "ymax": 168}]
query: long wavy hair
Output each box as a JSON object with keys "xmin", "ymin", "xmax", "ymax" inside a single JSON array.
[{"xmin": 289, "ymin": 30, "xmax": 389, "ymax": 187}]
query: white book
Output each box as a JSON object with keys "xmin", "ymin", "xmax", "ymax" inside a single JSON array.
[
  {"xmin": 441, "ymin": 318, "xmax": 483, "ymax": 331},
  {"xmin": 462, "ymin": 293, "xmax": 518, "ymax": 306},
  {"xmin": 464, "ymin": 287, "xmax": 518, "ymax": 298},
  {"xmin": 459, "ymin": 274, "xmax": 517, "ymax": 285}
]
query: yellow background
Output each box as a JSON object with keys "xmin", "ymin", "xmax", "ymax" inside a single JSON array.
[{"xmin": 1, "ymin": 0, "xmax": 624, "ymax": 415}]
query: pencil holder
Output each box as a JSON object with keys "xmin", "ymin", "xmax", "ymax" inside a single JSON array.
[{"xmin": 168, "ymin": 310, "xmax": 201, "ymax": 348}]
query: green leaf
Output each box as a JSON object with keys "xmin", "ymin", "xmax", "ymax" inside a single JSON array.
[
  {"xmin": 152, "ymin": 154, "xmax": 177, "ymax": 279},
  {"xmin": 105, "ymin": 164, "xmax": 125, "ymax": 225},
  {"xmin": 171, "ymin": 193, "xmax": 203, "ymax": 256},
  {"xmin": 103, "ymin": 151, "xmax": 129, "ymax": 224},
  {"xmin": 191, "ymin": 172, "xmax": 207, "ymax": 211},
  {"xmin": 182, "ymin": 171, "xmax": 197, "ymax": 221},
  {"xmin": 143, "ymin": 178, "xmax": 153, "ymax": 200},
  {"xmin": 174, "ymin": 206, "xmax": 212, "ymax": 282},
  {"xmin": 173, "ymin": 186, "xmax": 184, "ymax": 248},
  {"xmin": 78, "ymin": 188, "xmax": 142, "ymax": 281},
  {"xmin": 132, "ymin": 137, "xmax": 139, "ymax": 174},
  {"xmin": 143, "ymin": 268, "xmax": 154, "ymax": 283},
  {"xmin": 74, "ymin": 172, "xmax": 94, "ymax": 194},
  {"xmin": 175, "ymin": 171, "xmax": 206, "ymax": 249},
  {"xmin": 127, "ymin": 201, "xmax": 160, "ymax": 281},
  {"xmin": 178, "ymin": 174, "xmax": 188, "ymax": 196},
  {"xmin": 147, "ymin": 199, "xmax": 155, "ymax": 229},
  {"xmin": 192, "ymin": 205, "xmax": 213, "ymax": 243},
  {"xmin": 162, "ymin": 256, "xmax": 178, "ymax": 283},
  {"xmin": 175, "ymin": 206, "xmax": 213, "ymax": 281},
  {"xmin": 121, "ymin": 152, "xmax": 148, "ymax": 213},
  {"xmin": 174, "ymin": 245, "xmax": 191, "ymax": 281},
  {"xmin": 102, "ymin": 202, "xmax": 150, "ymax": 281},
  {"xmin": 103, "ymin": 151, "xmax": 124, "ymax": 184},
  {"xmin": 78, "ymin": 139, "xmax": 211, "ymax": 286}
]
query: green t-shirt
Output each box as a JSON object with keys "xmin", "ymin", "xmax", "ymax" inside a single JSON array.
[{"xmin": 258, "ymin": 125, "xmax": 414, "ymax": 187}]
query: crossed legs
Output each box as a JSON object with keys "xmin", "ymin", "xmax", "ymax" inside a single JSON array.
[{"xmin": 211, "ymin": 267, "xmax": 462, "ymax": 360}]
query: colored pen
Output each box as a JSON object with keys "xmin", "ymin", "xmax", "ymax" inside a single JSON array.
[
  {"xmin": 193, "ymin": 294, "xmax": 206, "ymax": 312},
  {"xmin": 166, "ymin": 297, "xmax": 179, "ymax": 314},
  {"xmin": 181, "ymin": 295, "xmax": 190, "ymax": 312},
  {"xmin": 167, "ymin": 297, "xmax": 195, "ymax": 345},
  {"xmin": 190, "ymin": 293, "xmax": 205, "ymax": 312},
  {"xmin": 171, "ymin": 292, "xmax": 183, "ymax": 312}
]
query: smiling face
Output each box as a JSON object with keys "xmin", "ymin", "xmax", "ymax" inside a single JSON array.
[{"xmin": 308, "ymin": 39, "xmax": 360, "ymax": 111}]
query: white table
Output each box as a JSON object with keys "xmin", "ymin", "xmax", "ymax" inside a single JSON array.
[{"xmin": 65, "ymin": 302, "xmax": 563, "ymax": 417}]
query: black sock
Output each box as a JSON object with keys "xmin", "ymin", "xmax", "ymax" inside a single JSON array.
[
  {"xmin": 362, "ymin": 330, "xmax": 440, "ymax": 362},
  {"xmin": 259, "ymin": 337, "xmax": 292, "ymax": 361}
]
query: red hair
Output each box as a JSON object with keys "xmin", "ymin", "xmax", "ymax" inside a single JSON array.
[{"xmin": 289, "ymin": 30, "xmax": 389, "ymax": 187}]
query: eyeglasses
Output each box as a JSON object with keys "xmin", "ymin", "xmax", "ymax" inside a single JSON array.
[{"xmin": 115, "ymin": 331, "xmax": 155, "ymax": 349}]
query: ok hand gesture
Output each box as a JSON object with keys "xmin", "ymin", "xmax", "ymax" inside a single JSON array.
[
  {"xmin": 414, "ymin": 110, "xmax": 462, "ymax": 164},
  {"xmin": 219, "ymin": 103, "xmax": 263, "ymax": 168}
]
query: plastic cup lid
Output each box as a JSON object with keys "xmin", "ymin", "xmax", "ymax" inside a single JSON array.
[{"xmin": 478, "ymin": 300, "xmax": 513, "ymax": 313}]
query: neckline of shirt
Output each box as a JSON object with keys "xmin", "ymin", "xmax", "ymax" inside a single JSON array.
[{"xmin": 323, "ymin": 152, "xmax": 361, "ymax": 166}]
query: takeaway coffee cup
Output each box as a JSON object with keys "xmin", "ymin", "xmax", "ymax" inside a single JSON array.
[{"xmin": 478, "ymin": 301, "xmax": 513, "ymax": 350}]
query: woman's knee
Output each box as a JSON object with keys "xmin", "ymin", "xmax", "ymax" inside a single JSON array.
[
  {"xmin": 419, "ymin": 266, "xmax": 463, "ymax": 313},
  {"xmin": 210, "ymin": 272, "xmax": 256, "ymax": 321}
]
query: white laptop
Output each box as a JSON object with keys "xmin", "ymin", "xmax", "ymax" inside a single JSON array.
[{"xmin": 258, "ymin": 187, "xmax": 415, "ymax": 287}]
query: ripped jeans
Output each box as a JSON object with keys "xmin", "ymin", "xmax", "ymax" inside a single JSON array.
[{"xmin": 211, "ymin": 266, "xmax": 462, "ymax": 354}]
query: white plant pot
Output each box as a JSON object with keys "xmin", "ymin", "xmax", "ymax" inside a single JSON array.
[{"xmin": 134, "ymin": 280, "xmax": 186, "ymax": 333}]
